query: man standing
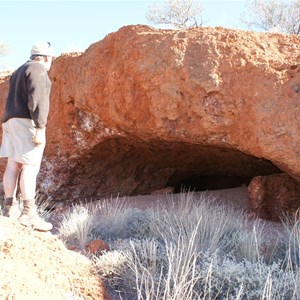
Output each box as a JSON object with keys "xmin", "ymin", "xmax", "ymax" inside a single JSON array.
[{"xmin": 0, "ymin": 41, "xmax": 54, "ymax": 231}]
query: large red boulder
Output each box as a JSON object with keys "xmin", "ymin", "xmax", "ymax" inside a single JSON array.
[{"xmin": 0, "ymin": 25, "xmax": 299, "ymax": 207}]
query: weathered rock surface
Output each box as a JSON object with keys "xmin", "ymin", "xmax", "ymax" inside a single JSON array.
[
  {"xmin": 0, "ymin": 25, "xmax": 300, "ymax": 207},
  {"xmin": 248, "ymin": 173, "xmax": 300, "ymax": 221}
]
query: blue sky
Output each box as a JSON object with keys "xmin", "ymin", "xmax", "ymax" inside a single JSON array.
[{"xmin": 0, "ymin": 0, "xmax": 247, "ymax": 71}]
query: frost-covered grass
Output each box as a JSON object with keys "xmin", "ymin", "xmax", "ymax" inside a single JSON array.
[{"xmin": 57, "ymin": 192, "xmax": 300, "ymax": 299}]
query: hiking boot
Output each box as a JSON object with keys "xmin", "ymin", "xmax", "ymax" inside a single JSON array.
[
  {"xmin": 18, "ymin": 199, "xmax": 53, "ymax": 232},
  {"xmin": 1, "ymin": 197, "xmax": 21, "ymax": 220}
]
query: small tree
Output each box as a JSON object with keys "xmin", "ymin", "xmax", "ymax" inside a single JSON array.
[
  {"xmin": 146, "ymin": 0, "xmax": 204, "ymax": 29},
  {"xmin": 289, "ymin": 0, "xmax": 300, "ymax": 34},
  {"xmin": 242, "ymin": 0, "xmax": 300, "ymax": 34},
  {"xmin": 0, "ymin": 43, "xmax": 10, "ymax": 57},
  {"xmin": 0, "ymin": 43, "xmax": 11, "ymax": 71}
]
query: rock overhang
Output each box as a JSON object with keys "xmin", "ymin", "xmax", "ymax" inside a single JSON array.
[
  {"xmin": 55, "ymin": 137, "xmax": 281, "ymax": 200},
  {"xmin": 0, "ymin": 25, "xmax": 299, "ymax": 202}
]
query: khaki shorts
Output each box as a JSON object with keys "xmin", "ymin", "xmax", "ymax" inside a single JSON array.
[{"xmin": 0, "ymin": 118, "xmax": 46, "ymax": 166}]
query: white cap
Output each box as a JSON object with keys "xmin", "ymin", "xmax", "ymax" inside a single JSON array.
[{"xmin": 30, "ymin": 41, "xmax": 54, "ymax": 57}]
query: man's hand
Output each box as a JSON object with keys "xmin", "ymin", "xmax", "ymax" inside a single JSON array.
[{"xmin": 32, "ymin": 128, "xmax": 46, "ymax": 146}]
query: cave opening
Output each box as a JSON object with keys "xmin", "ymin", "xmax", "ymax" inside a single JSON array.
[
  {"xmin": 167, "ymin": 174, "xmax": 252, "ymax": 193},
  {"xmin": 65, "ymin": 138, "xmax": 281, "ymax": 199}
]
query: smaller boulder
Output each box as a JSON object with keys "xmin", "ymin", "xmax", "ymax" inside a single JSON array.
[
  {"xmin": 248, "ymin": 173, "xmax": 300, "ymax": 221},
  {"xmin": 86, "ymin": 239, "xmax": 110, "ymax": 255}
]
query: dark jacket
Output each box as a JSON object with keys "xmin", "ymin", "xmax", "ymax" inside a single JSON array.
[{"xmin": 3, "ymin": 60, "xmax": 51, "ymax": 128}]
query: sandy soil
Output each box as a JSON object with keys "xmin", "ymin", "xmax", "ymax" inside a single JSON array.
[
  {"xmin": 0, "ymin": 217, "xmax": 110, "ymax": 300},
  {"xmin": 117, "ymin": 186, "xmax": 250, "ymax": 210}
]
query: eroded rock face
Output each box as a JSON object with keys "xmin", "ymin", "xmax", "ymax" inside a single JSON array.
[
  {"xmin": 0, "ymin": 25, "xmax": 299, "ymax": 205},
  {"xmin": 248, "ymin": 174, "xmax": 300, "ymax": 221}
]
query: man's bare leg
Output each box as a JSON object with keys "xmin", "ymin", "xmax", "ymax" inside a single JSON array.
[
  {"xmin": 3, "ymin": 157, "xmax": 22, "ymax": 198},
  {"xmin": 2, "ymin": 158, "xmax": 22, "ymax": 218},
  {"xmin": 19, "ymin": 164, "xmax": 40, "ymax": 200}
]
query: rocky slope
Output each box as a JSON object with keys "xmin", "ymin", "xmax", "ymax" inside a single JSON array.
[{"xmin": 0, "ymin": 217, "xmax": 109, "ymax": 299}]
